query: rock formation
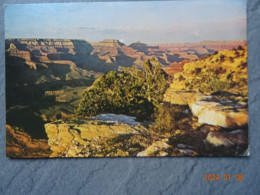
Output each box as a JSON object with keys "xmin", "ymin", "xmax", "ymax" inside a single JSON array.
[
  {"xmin": 150, "ymin": 40, "xmax": 247, "ymax": 52},
  {"xmin": 6, "ymin": 39, "xmax": 247, "ymax": 73},
  {"xmin": 45, "ymin": 119, "xmax": 147, "ymax": 157},
  {"xmin": 164, "ymin": 46, "xmax": 248, "ymax": 128},
  {"xmin": 190, "ymin": 96, "xmax": 248, "ymax": 128}
]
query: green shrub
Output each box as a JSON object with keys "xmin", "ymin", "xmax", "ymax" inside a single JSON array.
[
  {"xmin": 75, "ymin": 59, "xmax": 168, "ymax": 120},
  {"xmin": 152, "ymin": 103, "xmax": 190, "ymax": 133}
]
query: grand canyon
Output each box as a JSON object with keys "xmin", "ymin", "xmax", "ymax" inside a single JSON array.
[{"xmin": 6, "ymin": 38, "xmax": 248, "ymax": 158}]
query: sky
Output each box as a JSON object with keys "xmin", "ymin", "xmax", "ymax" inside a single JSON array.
[{"xmin": 5, "ymin": 0, "xmax": 247, "ymax": 44}]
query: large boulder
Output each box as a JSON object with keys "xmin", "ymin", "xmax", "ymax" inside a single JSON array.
[
  {"xmin": 164, "ymin": 91, "xmax": 248, "ymax": 128},
  {"xmin": 190, "ymin": 96, "xmax": 248, "ymax": 128},
  {"xmin": 45, "ymin": 119, "xmax": 146, "ymax": 157}
]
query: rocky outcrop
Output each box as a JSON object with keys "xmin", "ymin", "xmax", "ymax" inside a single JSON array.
[
  {"xmin": 45, "ymin": 119, "xmax": 146, "ymax": 157},
  {"xmin": 7, "ymin": 43, "xmax": 37, "ymax": 69},
  {"xmin": 166, "ymin": 46, "xmax": 248, "ymax": 95},
  {"xmin": 191, "ymin": 96, "xmax": 248, "ymax": 128},
  {"xmin": 164, "ymin": 91, "xmax": 248, "ymax": 128},
  {"xmin": 6, "ymin": 39, "xmax": 78, "ymax": 71},
  {"xmin": 8, "ymin": 38, "xmax": 76, "ymax": 54},
  {"xmin": 164, "ymin": 46, "xmax": 248, "ymax": 128},
  {"xmin": 140, "ymin": 45, "xmax": 249, "ymax": 156},
  {"xmin": 6, "ymin": 125, "xmax": 51, "ymax": 158}
]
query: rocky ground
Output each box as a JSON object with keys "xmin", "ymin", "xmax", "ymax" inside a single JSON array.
[
  {"xmin": 6, "ymin": 100, "xmax": 248, "ymax": 158},
  {"xmin": 41, "ymin": 103, "xmax": 248, "ymax": 158}
]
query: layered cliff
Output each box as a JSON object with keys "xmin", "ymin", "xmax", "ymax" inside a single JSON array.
[
  {"xmin": 6, "ymin": 38, "xmax": 247, "ymax": 74},
  {"xmin": 150, "ymin": 40, "xmax": 247, "ymax": 52}
]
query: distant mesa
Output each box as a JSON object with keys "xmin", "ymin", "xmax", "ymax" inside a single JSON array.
[
  {"xmin": 129, "ymin": 41, "xmax": 149, "ymax": 55},
  {"xmin": 91, "ymin": 39, "xmax": 125, "ymax": 47}
]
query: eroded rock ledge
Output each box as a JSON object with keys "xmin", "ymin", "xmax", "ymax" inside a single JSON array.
[
  {"xmin": 164, "ymin": 91, "xmax": 248, "ymax": 128},
  {"xmin": 45, "ymin": 119, "xmax": 146, "ymax": 157}
]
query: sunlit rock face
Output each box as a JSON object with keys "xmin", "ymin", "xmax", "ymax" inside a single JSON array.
[
  {"xmin": 45, "ymin": 118, "xmax": 147, "ymax": 157},
  {"xmin": 163, "ymin": 91, "xmax": 204, "ymax": 105},
  {"xmin": 164, "ymin": 92, "xmax": 248, "ymax": 128},
  {"xmin": 190, "ymin": 96, "xmax": 248, "ymax": 128},
  {"xmin": 164, "ymin": 46, "xmax": 248, "ymax": 128},
  {"xmin": 164, "ymin": 90, "xmax": 248, "ymax": 128}
]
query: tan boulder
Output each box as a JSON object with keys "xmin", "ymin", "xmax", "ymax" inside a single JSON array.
[
  {"xmin": 45, "ymin": 119, "xmax": 145, "ymax": 157},
  {"xmin": 190, "ymin": 99, "xmax": 248, "ymax": 128},
  {"xmin": 164, "ymin": 91, "xmax": 248, "ymax": 128}
]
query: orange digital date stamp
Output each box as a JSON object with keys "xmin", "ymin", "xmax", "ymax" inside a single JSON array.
[{"xmin": 204, "ymin": 174, "xmax": 244, "ymax": 181}]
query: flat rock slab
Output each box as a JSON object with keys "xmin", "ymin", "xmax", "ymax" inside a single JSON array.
[
  {"xmin": 45, "ymin": 119, "xmax": 145, "ymax": 157},
  {"xmin": 164, "ymin": 91, "xmax": 248, "ymax": 128},
  {"xmin": 191, "ymin": 96, "xmax": 248, "ymax": 128}
]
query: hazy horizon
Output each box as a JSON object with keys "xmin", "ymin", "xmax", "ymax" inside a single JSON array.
[
  {"xmin": 4, "ymin": 37, "xmax": 247, "ymax": 46},
  {"xmin": 5, "ymin": 1, "xmax": 247, "ymax": 44}
]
